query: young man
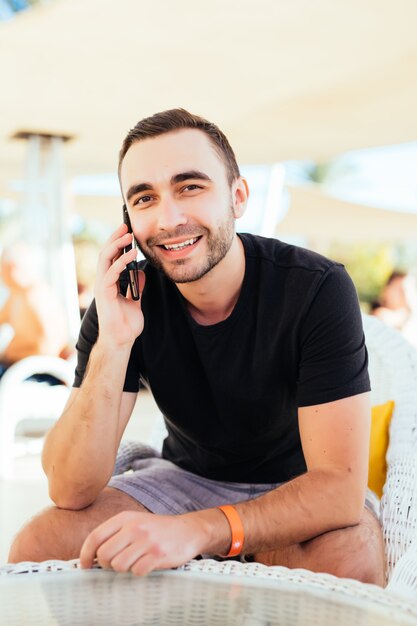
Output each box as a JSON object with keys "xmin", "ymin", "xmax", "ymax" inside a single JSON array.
[{"xmin": 9, "ymin": 109, "xmax": 385, "ymax": 585}]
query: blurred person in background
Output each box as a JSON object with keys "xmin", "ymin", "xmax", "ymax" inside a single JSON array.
[
  {"xmin": 372, "ymin": 271, "xmax": 417, "ymax": 348},
  {"xmin": 73, "ymin": 238, "xmax": 100, "ymax": 319},
  {"xmin": 0, "ymin": 242, "xmax": 69, "ymax": 376}
]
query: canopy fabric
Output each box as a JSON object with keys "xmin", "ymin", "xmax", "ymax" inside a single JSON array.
[
  {"xmin": 1, "ymin": 0, "xmax": 417, "ymax": 197},
  {"xmin": 280, "ymin": 185, "xmax": 417, "ymax": 242}
]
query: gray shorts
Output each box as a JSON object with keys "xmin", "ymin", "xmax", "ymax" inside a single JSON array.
[{"xmin": 109, "ymin": 446, "xmax": 380, "ymax": 520}]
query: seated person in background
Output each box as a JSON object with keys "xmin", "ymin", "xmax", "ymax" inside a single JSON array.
[
  {"xmin": 73, "ymin": 238, "xmax": 100, "ymax": 319},
  {"xmin": 9, "ymin": 109, "xmax": 384, "ymax": 585},
  {"xmin": 0, "ymin": 242, "xmax": 69, "ymax": 376},
  {"xmin": 372, "ymin": 271, "xmax": 417, "ymax": 348}
]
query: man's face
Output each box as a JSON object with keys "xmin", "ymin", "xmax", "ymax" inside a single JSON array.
[{"xmin": 120, "ymin": 129, "xmax": 242, "ymax": 284}]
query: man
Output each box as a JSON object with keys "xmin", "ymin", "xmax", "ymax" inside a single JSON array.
[{"xmin": 9, "ymin": 109, "xmax": 385, "ymax": 585}]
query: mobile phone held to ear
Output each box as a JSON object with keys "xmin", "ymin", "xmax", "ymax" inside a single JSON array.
[{"xmin": 122, "ymin": 204, "xmax": 140, "ymax": 300}]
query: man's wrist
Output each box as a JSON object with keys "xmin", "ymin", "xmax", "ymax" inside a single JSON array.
[
  {"xmin": 95, "ymin": 335, "xmax": 134, "ymax": 354},
  {"xmin": 84, "ymin": 338, "xmax": 133, "ymax": 383},
  {"xmin": 185, "ymin": 508, "xmax": 233, "ymax": 556}
]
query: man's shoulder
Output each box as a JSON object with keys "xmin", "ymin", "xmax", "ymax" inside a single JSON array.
[{"xmin": 238, "ymin": 233, "xmax": 341, "ymax": 276}]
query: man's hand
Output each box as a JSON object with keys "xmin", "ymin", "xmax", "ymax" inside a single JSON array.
[
  {"xmin": 95, "ymin": 223, "xmax": 146, "ymax": 348},
  {"xmin": 79, "ymin": 511, "xmax": 208, "ymax": 576}
]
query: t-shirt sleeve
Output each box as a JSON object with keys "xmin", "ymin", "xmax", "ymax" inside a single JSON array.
[
  {"xmin": 72, "ymin": 297, "xmax": 141, "ymax": 393},
  {"xmin": 296, "ymin": 264, "xmax": 370, "ymax": 407},
  {"xmin": 72, "ymin": 298, "xmax": 98, "ymax": 388}
]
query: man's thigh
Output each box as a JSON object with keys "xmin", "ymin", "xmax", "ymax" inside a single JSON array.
[
  {"xmin": 254, "ymin": 507, "xmax": 385, "ymax": 586},
  {"xmin": 8, "ymin": 487, "xmax": 148, "ymax": 563}
]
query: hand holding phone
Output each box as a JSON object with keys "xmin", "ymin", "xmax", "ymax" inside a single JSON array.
[{"xmin": 122, "ymin": 204, "xmax": 140, "ymax": 300}]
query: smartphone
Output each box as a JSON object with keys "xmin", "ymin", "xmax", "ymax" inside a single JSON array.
[{"xmin": 122, "ymin": 204, "xmax": 140, "ymax": 300}]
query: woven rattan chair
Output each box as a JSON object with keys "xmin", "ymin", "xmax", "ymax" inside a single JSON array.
[
  {"xmin": 362, "ymin": 314, "xmax": 417, "ymax": 596},
  {"xmin": 1, "ymin": 314, "xmax": 417, "ymax": 619}
]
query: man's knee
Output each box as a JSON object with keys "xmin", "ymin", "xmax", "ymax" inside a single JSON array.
[
  {"xmin": 254, "ymin": 509, "xmax": 385, "ymax": 587},
  {"xmin": 8, "ymin": 487, "xmax": 147, "ymax": 564},
  {"xmin": 8, "ymin": 506, "xmax": 70, "ymax": 564},
  {"xmin": 301, "ymin": 509, "xmax": 386, "ymax": 586},
  {"xmin": 339, "ymin": 515, "xmax": 385, "ymax": 585}
]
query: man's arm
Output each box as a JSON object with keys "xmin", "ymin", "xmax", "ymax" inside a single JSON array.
[
  {"xmin": 80, "ymin": 391, "xmax": 371, "ymax": 573},
  {"xmin": 42, "ymin": 224, "xmax": 145, "ymax": 510},
  {"xmin": 227, "ymin": 391, "xmax": 371, "ymax": 553},
  {"xmin": 42, "ymin": 371, "xmax": 138, "ymax": 510}
]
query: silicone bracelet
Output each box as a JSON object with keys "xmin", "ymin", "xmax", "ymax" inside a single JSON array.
[{"xmin": 218, "ymin": 504, "xmax": 245, "ymax": 557}]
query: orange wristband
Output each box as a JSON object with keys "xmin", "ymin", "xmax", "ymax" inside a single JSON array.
[{"xmin": 218, "ymin": 504, "xmax": 245, "ymax": 557}]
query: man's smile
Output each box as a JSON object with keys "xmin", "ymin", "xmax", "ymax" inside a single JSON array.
[
  {"xmin": 156, "ymin": 236, "xmax": 203, "ymax": 258},
  {"xmin": 161, "ymin": 236, "xmax": 200, "ymax": 251}
]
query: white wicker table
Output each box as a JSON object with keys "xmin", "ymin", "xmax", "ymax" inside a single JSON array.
[{"xmin": 1, "ymin": 559, "xmax": 416, "ymax": 626}]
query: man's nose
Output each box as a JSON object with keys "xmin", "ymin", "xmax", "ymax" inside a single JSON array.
[{"xmin": 157, "ymin": 195, "xmax": 187, "ymax": 230}]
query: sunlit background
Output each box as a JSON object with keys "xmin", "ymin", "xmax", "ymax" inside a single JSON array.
[{"xmin": 0, "ymin": 0, "xmax": 417, "ymax": 562}]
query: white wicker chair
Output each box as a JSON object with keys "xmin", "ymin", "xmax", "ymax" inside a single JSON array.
[
  {"xmin": 0, "ymin": 355, "xmax": 74, "ymax": 478},
  {"xmin": 2, "ymin": 314, "xmax": 417, "ymax": 615},
  {"xmin": 362, "ymin": 314, "xmax": 417, "ymax": 596}
]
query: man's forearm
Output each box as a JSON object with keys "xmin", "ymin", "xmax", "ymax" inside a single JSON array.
[
  {"xmin": 193, "ymin": 469, "xmax": 366, "ymax": 556},
  {"xmin": 42, "ymin": 339, "xmax": 132, "ymax": 509}
]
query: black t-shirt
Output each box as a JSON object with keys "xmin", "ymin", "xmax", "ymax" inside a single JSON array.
[{"xmin": 74, "ymin": 233, "xmax": 370, "ymax": 483}]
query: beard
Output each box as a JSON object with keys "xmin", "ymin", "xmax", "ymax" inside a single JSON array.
[{"xmin": 136, "ymin": 206, "xmax": 235, "ymax": 284}]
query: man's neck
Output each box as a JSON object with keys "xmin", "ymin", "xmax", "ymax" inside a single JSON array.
[{"xmin": 176, "ymin": 235, "xmax": 245, "ymax": 326}]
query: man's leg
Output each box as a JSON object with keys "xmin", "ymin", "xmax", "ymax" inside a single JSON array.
[
  {"xmin": 8, "ymin": 487, "xmax": 148, "ymax": 563},
  {"xmin": 254, "ymin": 507, "xmax": 385, "ymax": 586}
]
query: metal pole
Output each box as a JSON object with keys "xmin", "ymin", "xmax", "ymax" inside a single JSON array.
[{"xmin": 17, "ymin": 132, "xmax": 80, "ymax": 345}]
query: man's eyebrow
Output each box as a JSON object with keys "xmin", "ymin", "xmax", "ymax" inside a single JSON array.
[
  {"xmin": 171, "ymin": 171, "xmax": 212, "ymax": 185},
  {"xmin": 126, "ymin": 171, "xmax": 212, "ymax": 203},
  {"xmin": 126, "ymin": 183, "xmax": 154, "ymax": 203}
]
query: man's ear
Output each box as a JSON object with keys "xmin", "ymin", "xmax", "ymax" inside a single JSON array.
[{"xmin": 232, "ymin": 177, "xmax": 249, "ymax": 219}]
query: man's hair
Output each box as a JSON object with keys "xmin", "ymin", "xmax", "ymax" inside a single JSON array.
[{"xmin": 118, "ymin": 108, "xmax": 240, "ymax": 186}]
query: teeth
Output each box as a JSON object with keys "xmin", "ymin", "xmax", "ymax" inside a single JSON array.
[{"xmin": 163, "ymin": 238, "xmax": 198, "ymax": 250}]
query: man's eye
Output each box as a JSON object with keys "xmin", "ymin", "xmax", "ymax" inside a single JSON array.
[
  {"xmin": 183, "ymin": 184, "xmax": 202, "ymax": 192},
  {"xmin": 134, "ymin": 195, "xmax": 152, "ymax": 206}
]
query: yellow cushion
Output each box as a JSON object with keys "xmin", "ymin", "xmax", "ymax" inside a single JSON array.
[{"xmin": 368, "ymin": 400, "xmax": 395, "ymax": 497}]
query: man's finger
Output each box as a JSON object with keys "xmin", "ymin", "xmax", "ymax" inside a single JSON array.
[
  {"xmin": 110, "ymin": 542, "xmax": 149, "ymax": 573},
  {"xmin": 106, "ymin": 223, "xmax": 129, "ymax": 245},
  {"xmin": 79, "ymin": 516, "xmax": 125, "ymax": 568},
  {"xmin": 131, "ymin": 552, "xmax": 160, "ymax": 577},
  {"xmin": 95, "ymin": 532, "xmax": 134, "ymax": 570},
  {"xmin": 95, "ymin": 233, "xmax": 133, "ymax": 282},
  {"xmin": 102, "ymin": 248, "xmax": 138, "ymax": 290}
]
